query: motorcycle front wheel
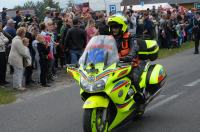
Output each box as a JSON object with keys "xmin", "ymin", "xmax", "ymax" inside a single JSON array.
[{"xmin": 83, "ymin": 108, "xmax": 109, "ymax": 132}]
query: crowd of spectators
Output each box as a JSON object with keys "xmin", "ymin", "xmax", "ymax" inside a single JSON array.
[{"xmin": 0, "ymin": 5, "xmax": 199, "ymax": 90}]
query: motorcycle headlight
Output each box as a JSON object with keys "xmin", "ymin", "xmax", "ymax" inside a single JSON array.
[{"xmin": 80, "ymin": 76, "xmax": 108, "ymax": 92}]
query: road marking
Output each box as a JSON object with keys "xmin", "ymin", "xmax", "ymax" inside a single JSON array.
[
  {"xmin": 184, "ymin": 78, "xmax": 200, "ymax": 87},
  {"xmin": 147, "ymin": 92, "xmax": 183, "ymax": 112},
  {"xmin": 154, "ymin": 94, "xmax": 165, "ymax": 100}
]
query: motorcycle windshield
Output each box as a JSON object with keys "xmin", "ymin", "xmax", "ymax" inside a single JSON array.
[{"xmin": 79, "ymin": 35, "xmax": 119, "ymax": 66}]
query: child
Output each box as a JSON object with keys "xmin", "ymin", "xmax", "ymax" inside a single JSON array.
[
  {"xmin": 36, "ymin": 34, "xmax": 50, "ymax": 87},
  {"xmin": 22, "ymin": 38, "xmax": 32, "ymax": 68},
  {"xmin": 22, "ymin": 38, "xmax": 32, "ymax": 87},
  {"xmin": 32, "ymin": 34, "xmax": 41, "ymax": 84},
  {"xmin": 176, "ymin": 24, "xmax": 183, "ymax": 48}
]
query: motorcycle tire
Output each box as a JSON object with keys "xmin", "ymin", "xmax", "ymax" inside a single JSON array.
[
  {"xmin": 134, "ymin": 104, "xmax": 145, "ymax": 120},
  {"xmin": 83, "ymin": 108, "xmax": 109, "ymax": 132},
  {"xmin": 135, "ymin": 111, "xmax": 144, "ymax": 119}
]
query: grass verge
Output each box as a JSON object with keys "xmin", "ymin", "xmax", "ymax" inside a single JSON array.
[
  {"xmin": 158, "ymin": 41, "xmax": 194, "ymax": 59},
  {"xmin": 0, "ymin": 87, "xmax": 16, "ymax": 105}
]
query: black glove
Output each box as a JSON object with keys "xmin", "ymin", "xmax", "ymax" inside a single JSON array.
[{"xmin": 120, "ymin": 56, "xmax": 133, "ymax": 62}]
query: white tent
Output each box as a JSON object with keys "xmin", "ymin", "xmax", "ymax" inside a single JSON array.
[
  {"xmin": 89, "ymin": 0, "xmax": 122, "ymax": 11},
  {"xmin": 125, "ymin": 3, "xmax": 172, "ymax": 11}
]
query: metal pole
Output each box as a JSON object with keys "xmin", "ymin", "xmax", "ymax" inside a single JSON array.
[{"xmin": 104, "ymin": 0, "xmax": 106, "ymax": 11}]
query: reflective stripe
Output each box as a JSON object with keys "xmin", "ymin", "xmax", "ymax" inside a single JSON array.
[{"xmin": 138, "ymin": 47, "xmax": 159, "ymax": 54}]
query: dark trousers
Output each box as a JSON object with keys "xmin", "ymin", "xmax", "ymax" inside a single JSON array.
[
  {"xmin": 64, "ymin": 51, "xmax": 71, "ymax": 65},
  {"xmin": 24, "ymin": 66, "xmax": 33, "ymax": 85},
  {"xmin": 166, "ymin": 35, "xmax": 172, "ymax": 49},
  {"xmin": 55, "ymin": 46, "xmax": 65, "ymax": 68},
  {"xmin": 194, "ymin": 33, "xmax": 200, "ymax": 53},
  {"xmin": 40, "ymin": 59, "xmax": 48, "ymax": 85},
  {"xmin": 0, "ymin": 52, "xmax": 7, "ymax": 83},
  {"xmin": 5, "ymin": 46, "xmax": 14, "ymax": 74}
]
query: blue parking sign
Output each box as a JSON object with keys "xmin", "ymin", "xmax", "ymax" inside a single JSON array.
[
  {"xmin": 110, "ymin": 5, "xmax": 116, "ymax": 13},
  {"xmin": 140, "ymin": 1, "xmax": 144, "ymax": 6}
]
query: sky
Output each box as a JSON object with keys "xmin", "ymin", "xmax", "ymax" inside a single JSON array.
[
  {"xmin": 0, "ymin": 0, "xmax": 122, "ymax": 11},
  {"xmin": 0, "ymin": 0, "xmax": 26, "ymax": 10},
  {"xmin": 0, "ymin": 0, "xmax": 70, "ymax": 10}
]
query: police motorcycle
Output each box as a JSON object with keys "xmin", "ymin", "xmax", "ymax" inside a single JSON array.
[{"xmin": 67, "ymin": 35, "xmax": 166, "ymax": 132}]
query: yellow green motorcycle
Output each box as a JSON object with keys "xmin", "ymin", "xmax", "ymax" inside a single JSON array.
[{"xmin": 67, "ymin": 35, "xmax": 166, "ymax": 132}]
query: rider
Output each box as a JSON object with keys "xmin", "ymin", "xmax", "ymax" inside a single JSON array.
[
  {"xmin": 107, "ymin": 14, "xmax": 137, "ymax": 62},
  {"xmin": 107, "ymin": 14, "xmax": 146, "ymax": 104}
]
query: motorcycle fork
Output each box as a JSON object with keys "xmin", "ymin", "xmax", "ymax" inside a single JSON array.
[{"xmin": 102, "ymin": 108, "xmax": 107, "ymax": 123}]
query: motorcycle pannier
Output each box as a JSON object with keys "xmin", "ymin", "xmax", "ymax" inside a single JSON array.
[
  {"xmin": 146, "ymin": 64, "xmax": 166, "ymax": 94},
  {"xmin": 137, "ymin": 40, "xmax": 159, "ymax": 61}
]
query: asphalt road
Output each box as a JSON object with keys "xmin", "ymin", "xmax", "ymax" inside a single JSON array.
[{"xmin": 1, "ymin": 48, "xmax": 200, "ymax": 132}]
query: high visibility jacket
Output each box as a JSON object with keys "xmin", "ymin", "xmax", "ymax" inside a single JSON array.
[{"xmin": 119, "ymin": 32, "xmax": 131, "ymax": 58}]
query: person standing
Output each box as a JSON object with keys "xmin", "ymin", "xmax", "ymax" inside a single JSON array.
[
  {"xmin": 95, "ymin": 13, "xmax": 110, "ymax": 35},
  {"xmin": 4, "ymin": 19, "xmax": 16, "ymax": 38},
  {"xmin": 44, "ymin": 11, "xmax": 52, "ymax": 25},
  {"xmin": 8, "ymin": 27, "xmax": 29, "ymax": 91},
  {"xmin": 0, "ymin": 22, "xmax": 9, "ymax": 85},
  {"xmin": 46, "ymin": 20, "xmax": 58, "ymax": 80},
  {"xmin": 13, "ymin": 10, "xmax": 22, "ymax": 29},
  {"xmin": 18, "ymin": 22, "xmax": 36, "ymax": 86},
  {"xmin": 37, "ymin": 34, "xmax": 50, "ymax": 87},
  {"xmin": 65, "ymin": 18, "xmax": 87, "ymax": 64},
  {"xmin": 85, "ymin": 19, "xmax": 98, "ymax": 43},
  {"xmin": 4, "ymin": 19, "xmax": 16, "ymax": 74},
  {"xmin": 61, "ymin": 18, "xmax": 72, "ymax": 65},
  {"xmin": 22, "ymin": 38, "xmax": 32, "ymax": 69},
  {"xmin": 193, "ymin": 12, "xmax": 200, "ymax": 54},
  {"xmin": 1, "ymin": 7, "xmax": 7, "ymax": 27},
  {"xmin": 126, "ymin": 10, "xmax": 137, "ymax": 35},
  {"xmin": 53, "ymin": 12, "xmax": 63, "ymax": 39},
  {"xmin": 143, "ymin": 12, "xmax": 154, "ymax": 39}
]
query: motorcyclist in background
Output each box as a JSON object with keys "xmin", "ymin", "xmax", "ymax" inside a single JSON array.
[{"xmin": 107, "ymin": 14, "xmax": 147, "ymax": 104}]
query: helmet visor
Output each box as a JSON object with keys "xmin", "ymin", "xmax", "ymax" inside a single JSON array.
[{"xmin": 110, "ymin": 23, "xmax": 122, "ymax": 29}]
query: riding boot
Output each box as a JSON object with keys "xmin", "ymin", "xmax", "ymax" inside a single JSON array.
[{"xmin": 130, "ymin": 61, "xmax": 147, "ymax": 104}]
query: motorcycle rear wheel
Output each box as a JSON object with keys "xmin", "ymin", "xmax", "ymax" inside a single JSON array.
[{"xmin": 83, "ymin": 108, "xmax": 109, "ymax": 132}]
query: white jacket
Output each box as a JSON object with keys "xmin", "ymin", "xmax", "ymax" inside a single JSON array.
[
  {"xmin": 8, "ymin": 36, "xmax": 30, "ymax": 69},
  {"xmin": 0, "ymin": 32, "xmax": 9, "ymax": 52},
  {"xmin": 24, "ymin": 46, "xmax": 32, "ymax": 67}
]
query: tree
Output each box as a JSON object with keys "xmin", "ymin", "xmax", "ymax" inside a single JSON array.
[
  {"xmin": 67, "ymin": 0, "xmax": 75, "ymax": 8},
  {"xmin": 14, "ymin": 0, "xmax": 61, "ymax": 21},
  {"xmin": 43, "ymin": 0, "xmax": 60, "ymax": 9},
  {"xmin": 35, "ymin": 1, "xmax": 46, "ymax": 21},
  {"xmin": 23, "ymin": 1, "xmax": 35, "ymax": 8}
]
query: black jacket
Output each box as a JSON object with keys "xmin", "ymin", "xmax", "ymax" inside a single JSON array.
[
  {"xmin": 64, "ymin": 26, "xmax": 87, "ymax": 51},
  {"xmin": 13, "ymin": 15, "xmax": 22, "ymax": 29},
  {"xmin": 61, "ymin": 25, "xmax": 71, "ymax": 47},
  {"xmin": 25, "ymin": 32, "xmax": 36, "ymax": 61},
  {"xmin": 53, "ymin": 17, "xmax": 63, "ymax": 35},
  {"xmin": 37, "ymin": 43, "xmax": 50, "ymax": 61},
  {"xmin": 193, "ymin": 18, "xmax": 200, "ymax": 34}
]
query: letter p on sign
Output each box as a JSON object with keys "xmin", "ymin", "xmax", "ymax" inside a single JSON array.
[{"xmin": 110, "ymin": 5, "xmax": 116, "ymax": 13}]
